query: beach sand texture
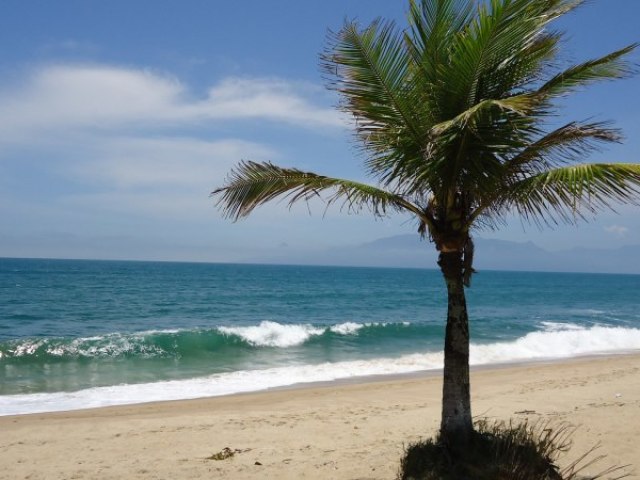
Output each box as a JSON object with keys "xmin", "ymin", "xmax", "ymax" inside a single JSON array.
[{"xmin": 1, "ymin": 354, "xmax": 638, "ymax": 479}]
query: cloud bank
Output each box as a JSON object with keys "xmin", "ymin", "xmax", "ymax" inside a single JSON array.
[
  {"xmin": 0, "ymin": 64, "xmax": 347, "ymax": 225},
  {"xmin": 0, "ymin": 64, "xmax": 344, "ymax": 141}
]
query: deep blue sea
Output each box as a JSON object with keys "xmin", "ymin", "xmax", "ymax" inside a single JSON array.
[{"xmin": 1, "ymin": 257, "xmax": 639, "ymax": 415}]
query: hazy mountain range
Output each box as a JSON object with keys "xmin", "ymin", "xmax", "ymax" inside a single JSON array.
[{"xmin": 250, "ymin": 235, "xmax": 640, "ymax": 274}]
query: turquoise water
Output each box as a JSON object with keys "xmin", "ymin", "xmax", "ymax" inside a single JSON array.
[{"xmin": 1, "ymin": 258, "xmax": 639, "ymax": 415}]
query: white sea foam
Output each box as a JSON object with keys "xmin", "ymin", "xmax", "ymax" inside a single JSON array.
[
  {"xmin": 218, "ymin": 321, "xmax": 324, "ymax": 347},
  {"xmin": 4, "ymin": 330, "xmax": 191, "ymax": 359},
  {"xmin": 539, "ymin": 321, "xmax": 584, "ymax": 332},
  {"xmin": 2, "ymin": 324, "xmax": 640, "ymax": 416},
  {"xmin": 329, "ymin": 322, "xmax": 365, "ymax": 335},
  {"xmin": 13, "ymin": 340, "xmax": 43, "ymax": 356},
  {"xmin": 471, "ymin": 325, "xmax": 640, "ymax": 365},
  {"xmin": 219, "ymin": 320, "xmax": 402, "ymax": 344},
  {"xmin": 0, "ymin": 352, "xmax": 442, "ymax": 416}
]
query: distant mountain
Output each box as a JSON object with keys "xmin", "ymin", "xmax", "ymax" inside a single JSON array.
[{"xmin": 250, "ymin": 234, "xmax": 640, "ymax": 274}]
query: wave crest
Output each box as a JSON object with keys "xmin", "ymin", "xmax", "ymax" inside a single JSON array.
[
  {"xmin": 0, "ymin": 321, "xmax": 411, "ymax": 360},
  {"xmin": 218, "ymin": 321, "xmax": 325, "ymax": 348},
  {"xmin": 472, "ymin": 325, "xmax": 640, "ymax": 364}
]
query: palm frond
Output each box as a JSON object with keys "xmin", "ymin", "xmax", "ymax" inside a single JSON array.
[
  {"xmin": 322, "ymin": 20, "xmax": 423, "ymax": 146},
  {"xmin": 407, "ymin": 0, "xmax": 474, "ymax": 50},
  {"xmin": 211, "ymin": 161, "xmax": 425, "ymax": 221},
  {"xmin": 405, "ymin": 0, "xmax": 474, "ymax": 113},
  {"xmin": 424, "ymin": 0, "xmax": 579, "ymax": 206},
  {"xmin": 506, "ymin": 121, "xmax": 623, "ymax": 174},
  {"xmin": 429, "ymin": 94, "xmax": 541, "ymax": 136},
  {"xmin": 545, "ymin": 0, "xmax": 584, "ymax": 17},
  {"xmin": 539, "ymin": 44, "xmax": 638, "ymax": 97},
  {"xmin": 505, "ymin": 163, "xmax": 640, "ymax": 226},
  {"xmin": 424, "ymin": 93, "xmax": 544, "ymax": 205},
  {"xmin": 443, "ymin": 0, "xmax": 560, "ymax": 111},
  {"xmin": 385, "ymin": 92, "xmax": 545, "ymax": 201}
]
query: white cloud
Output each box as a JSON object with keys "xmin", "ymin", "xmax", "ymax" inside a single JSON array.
[
  {"xmin": 604, "ymin": 224, "xmax": 629, "ymax": 237},
  {"xmin": 71, "ymin": 136, "xmax": 276, "ymax": 189},
  {"xmin": 4, "ymin": 134, "xmax": 278, "ymax": 224},
  {"xmin": 0, "ymin": 66, "xmax": 183, "ymax": 138},
  {"xmin": 0, "ymin": 64, "xmax": 344, "ymax": 143},
  {"xmin": 0, "ymin": 63, "xmax": 348, "ymax": 228},
  {"xmin": 197, "ymin": 77, "xmax": 343, "ymax": 126}
]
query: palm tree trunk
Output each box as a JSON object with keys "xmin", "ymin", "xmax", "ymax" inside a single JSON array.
[{"xmin": 438, "ymin": 250, "xmax": 473, "ymax": 446}]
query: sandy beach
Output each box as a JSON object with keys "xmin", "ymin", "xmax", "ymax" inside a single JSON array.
[{"xmin": 1, "ymin": 354, "xmax": 638, "ymax": 480}]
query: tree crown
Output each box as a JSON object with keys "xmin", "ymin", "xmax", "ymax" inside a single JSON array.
[{"xmin": 213, "ymin": 0, "xmax": 639, "ymax": 251}]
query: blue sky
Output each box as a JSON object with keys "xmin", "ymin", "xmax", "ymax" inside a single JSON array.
[{"xmin": 0, "ymin": 0, "xmax": 639, "ymax": 263}]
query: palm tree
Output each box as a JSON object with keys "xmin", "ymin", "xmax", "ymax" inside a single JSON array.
[{"xmin": 212, "ymin": 0, "xmax": 639, "ymax": 445}]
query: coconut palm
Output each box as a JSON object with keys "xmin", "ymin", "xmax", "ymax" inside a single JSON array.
[{"xmin": 212, "ymin": 0, "xmax": 639, "ymax": 445}]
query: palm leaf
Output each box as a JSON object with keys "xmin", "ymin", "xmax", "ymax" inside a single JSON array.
[
  {"xmin": 505, "ymin": 121, "xmax": 623, "ymax": 174},
  {"xmin": 429, "ymin": 94, "xmax": 542, "ymax": 136},
  {"xmin": 443, "ymin": 0, "xmax": 556, "ymax": 110},
  {"xmin": 505, "ymin": 163, "xmax": 640, "ymax": 226},
  {"xmin": 405, "ymin": 0, "xmax": 474, "ymax": 119},
  {"xmin": 538, "ymin": 44, "xmax": 638, "ymax": 97},
  {"xmin": 407, "ymin": 0, "xmax": 474, "ymax": 53},
  {"xmin": 323, "ymin": 18, "xmax": 435, "ymax": 189},
  {"xmin": 426, "ymin": 0, "xmax": 582, "ymax": 206},
  {"xmin": 211, "ymin": 161, "xmax": 425, "ymax": 221},
  {"xmin": 322, "ymin": 20, "xmax": 423, "ymax": 145}
]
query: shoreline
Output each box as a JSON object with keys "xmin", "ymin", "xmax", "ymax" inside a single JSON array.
[
  {"xmin": 273, "ymin": 349, "xmax": 640, "ymax": 393},
  {"xmin": 3, "ymin": 349, "xmax": 638, "ymax": 418},
  {"xmin": 1, "ymin": 353, "xmax": 638, "ymax": 479}
]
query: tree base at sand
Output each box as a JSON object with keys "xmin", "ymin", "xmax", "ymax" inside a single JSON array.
[{"xmin": 398, "ymin": 420, "xmax": 629, "ymax": 480}]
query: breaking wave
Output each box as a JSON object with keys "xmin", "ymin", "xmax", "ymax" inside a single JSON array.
[
  {"xmin": 2, "ymin": 322, "xmax": 640, "ymax": 415},
  {"xmin": 0, "ymin": 321, "xmax": 418, "ymax": 362}
]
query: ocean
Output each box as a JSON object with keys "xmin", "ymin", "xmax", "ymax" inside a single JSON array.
[{"xmin": 1, "ymin": 258, "xmax": 639, "ymax": 416}]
